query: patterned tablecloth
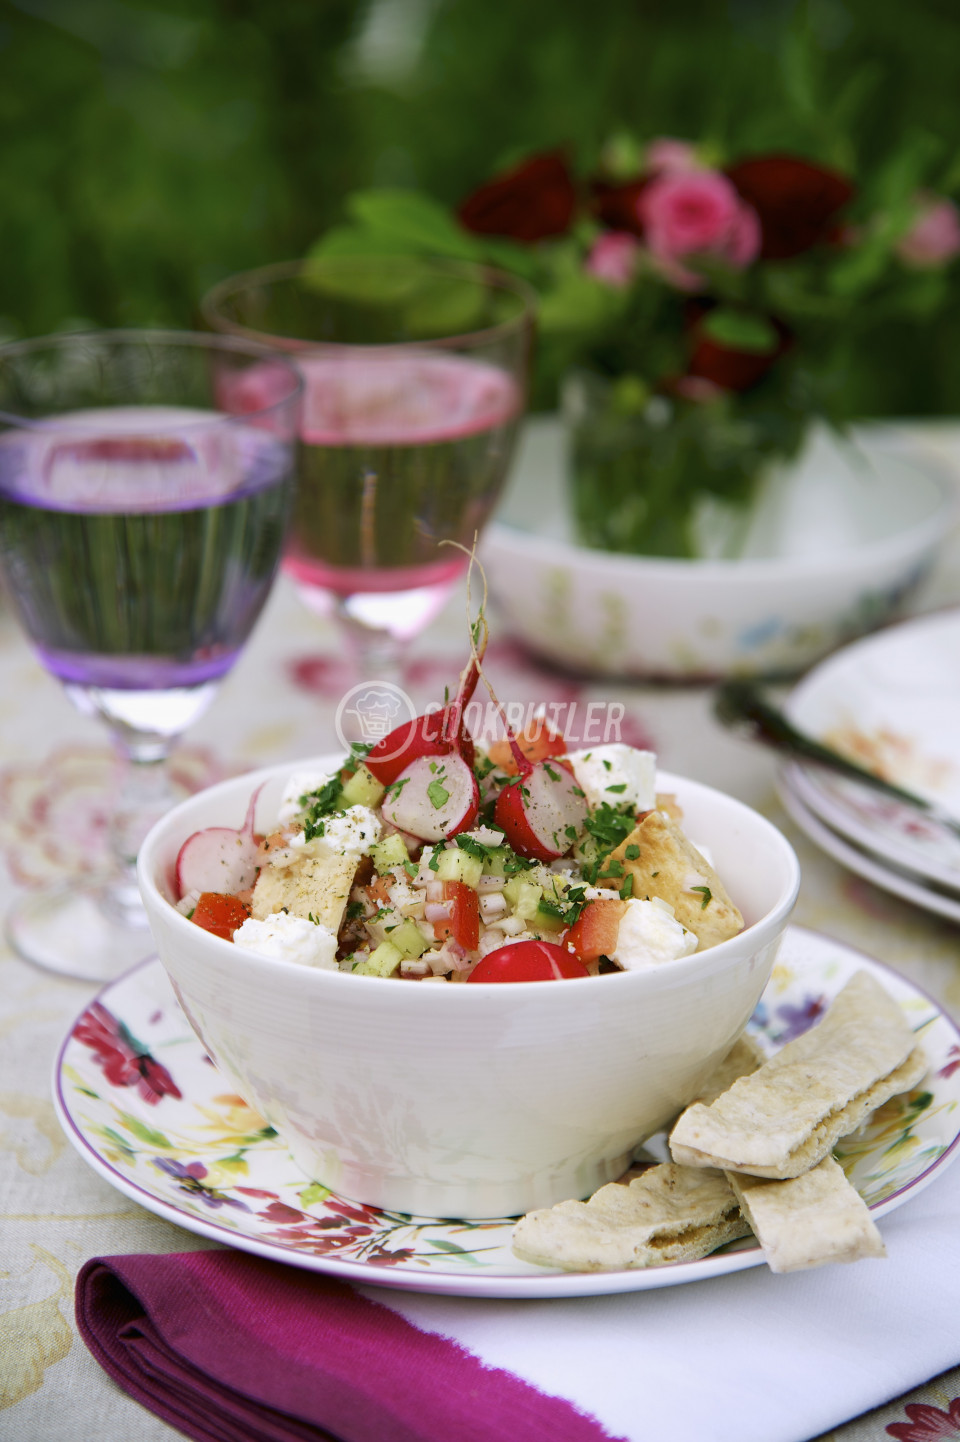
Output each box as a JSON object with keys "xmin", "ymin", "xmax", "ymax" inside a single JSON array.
[{"xmin": 3, "ymin": 434, "xmax": 960, "ymax": 1440}]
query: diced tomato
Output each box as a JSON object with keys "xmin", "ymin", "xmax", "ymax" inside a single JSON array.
[
  {"xmin": 433, "ymin": 881, "xmax": 480, "ymax": 951},
  {"xmin": 190, "ymin": 892, "xmax": 251, "ymax": 941},
  {"xmin": 564, "ymin": 899, "xmax": 627, "ymax": 962},
  {"xmin": 467, "ymin": 939, "xmax": 589, "ymax": 983},
  {"xmin": 366, "ymin": 874, "xmax": 393, "ymax": 906},
  {"xmin": 486, "ymin": 720, "xmax": 567, "ymax": 772}
]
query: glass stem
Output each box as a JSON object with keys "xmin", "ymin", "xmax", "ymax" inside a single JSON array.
[
  {"xmin": 104, "ymin": 737, "xmax": 179, "ymax": 928},
  {"xmin": 335, "ymin": 606, "xmax": 407, "ymax": 689}
]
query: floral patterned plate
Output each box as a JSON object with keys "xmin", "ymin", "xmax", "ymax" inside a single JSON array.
[
  {"xmin": 783, "ymin": 609, "xmax": 960, "ymax": 890},
  {"xmin": 53, "ymin": 926, "xmax": 960, "ymax": 1299}
]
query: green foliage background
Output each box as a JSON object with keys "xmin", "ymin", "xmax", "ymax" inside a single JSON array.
[{"xmin": 2, "ymin": 0, "xmax": 959, "ymax": 416}]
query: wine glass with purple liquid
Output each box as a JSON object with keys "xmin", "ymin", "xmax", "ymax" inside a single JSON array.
[
  {"xmin": 0, "ymin": 331, "xmax": 302, "ymax": 981},
  {"xmin": 201, "ymin": 256, "xmax": 534, "ymax": 685}
]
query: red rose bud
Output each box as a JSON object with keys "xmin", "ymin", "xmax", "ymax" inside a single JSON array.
[
  {"xmin": 725, "ymin": 154, "xmax": 855, "ymax": 260},
  {"xmin": 685, "ymin": 307, "xmax": 791, "ymax": 392},
  {"xmin": 589, "ymin": 178, "xmax": 649, "ymax": 237},
  {"xmin": 458, "ymin": 150, "xmax": 577, "ymax": 243}
]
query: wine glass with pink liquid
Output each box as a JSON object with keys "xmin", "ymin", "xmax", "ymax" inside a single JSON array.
[
  {"xmin": 201, "ymin": 256, "xmax": 534, "ymax": 684},
  {"xmin": 0, "ymin": 331, "xmax": 302, "ymax": 980}
]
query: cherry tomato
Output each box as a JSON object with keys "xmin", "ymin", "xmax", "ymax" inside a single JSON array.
[
  {"xmin": 467, "ymin": 939, "xmax": 589, "ymax": 983},
  {"xmin": 190, "ymin": 892, "xmax": 250, "ymax": 941},
  {"xmin": 432, "ymin": 881, "xmax": 480, "ymax": 951},
  {"xmin": 564, "ymin": 899, "xmax": 627, "ymax": 962}
]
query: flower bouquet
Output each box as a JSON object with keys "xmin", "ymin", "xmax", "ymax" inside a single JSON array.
[{"xmin": 311, "ymin": 139, "xmax": 960, "ymax": 559}]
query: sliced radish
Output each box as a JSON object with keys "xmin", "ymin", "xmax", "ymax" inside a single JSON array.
[
  {"xmin": 365, "ymin": 643, "xmax": 484, "ymax": 784},
  {"xmin": 494, "ymin": 759, "xmax": 587, "ymax": 861},
  {"xmin": 467, "ymin": 939, "xmax": 589, "ymax": 983},
  {"xmin": 175, "ymin": 785, "xmax": 263, "ymax": 900},
  {"xmin": 364, "ymin": 713, "xmax": 475, "ymax": 785},
  {"xmin": 381, "ymin": 753, "xmax": 479, "ymax": 843}
]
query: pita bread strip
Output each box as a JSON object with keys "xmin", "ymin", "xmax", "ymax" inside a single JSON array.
[
  {"xmin": 672, "ymin": 1042, "xmax": 928, "ymax": 1178},
  {"xmin": 511, "ymin": 1164, "xmax": 751, "ymax": 1272},
  {"xmin": 669, "ymin": 971, "xmax": 921, "ymax": 1174},
  {"xmin": 727, "ymin": 1157, "xmax": 886, "ymax": 1272},
  {"xmin": 611, "ymin": 810, "xmax": 743, "ymax": 950}
]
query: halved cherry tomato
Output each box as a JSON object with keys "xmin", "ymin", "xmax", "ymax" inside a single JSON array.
[
  {"xmin": 432, "ymin": 881, "xmax": 480, "ymax": 951},
  {"xmin": 190, "ymin": 892, "xmax": 250, "ymax": 941},
  {"xmin": 467, "ymin": 939, "xmax": 589, "ymax": 983},
  {"xmin": 486, "ymin": 720, "xmax": 567, "ymax": 772},
  {"xmin": 564, "ymin": 898, "xmax": 627, "ymax": 962}
]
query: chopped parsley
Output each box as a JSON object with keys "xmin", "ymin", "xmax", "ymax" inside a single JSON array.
[
  {"xmin": 625, "ymin": 844, "xmax": 640, "ymax": 860},
  {"xmin": 543, "ymin": 763, "xmax": 561, "ymax": 782},
  {"xmin": 582, "ymin": 801, "xmax": 636, "ymax": 855},
  {"xmin": 690, "ymin": 885, "xmax": 713, "ymax": 910},
  {"xmin": 602, "ymin": 758, "xmax": 612, "ymax": 771},
  {"xmin": 301, "ymin": 775, "xmax": 346, "ymax": 842},
  {"xmin": 620, "ymin": 873, "xmax": 634, "ymax": 898},
  {"xmin": 426, "ymin": 778, "xmax": 450, "ymax": 810},
  {"xmin": 402, "ymin": 860, "xmax": 419, "ymax": 879},
  {"xmin": 605, "ymin": 783, "xmax": 627, "ymax": 794},
  {"xmin": 428, "ymin": 850, "xmax": 441, "ymax": 872},
  {"xmin": 346, "ymin": 900, "xmax": 366, "ymax": 919},
  {"xmin": 384, "ymin": 776, "xmax": 410, "ymax": 802}
]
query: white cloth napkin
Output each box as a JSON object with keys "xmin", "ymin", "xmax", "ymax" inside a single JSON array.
[{"xmin": 363, "ymin": 1149, "xmax": 960, "ymax": 1442}]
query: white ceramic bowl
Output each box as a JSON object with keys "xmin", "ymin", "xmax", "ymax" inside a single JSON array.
[
  {"xmin": 480, "ymin": 420, "xmax": 957, "ymax": 680},
  {"xmin": 138, "ymin": 758, "xmax": 800, "ymax": 1220}
]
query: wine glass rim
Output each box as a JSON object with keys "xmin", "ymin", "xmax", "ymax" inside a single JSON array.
[
  {"xmin": 0, "ymin": 328, "xmax": 305, "ymax": 431},
  {"xmin": 200, "ymin": 255, "xmax": 538, "ymax": 352}
]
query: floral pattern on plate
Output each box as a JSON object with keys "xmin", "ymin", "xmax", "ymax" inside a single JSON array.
[{"xmin": 54, "ymin": 926, "xmax": 960, "ymax": 1300}]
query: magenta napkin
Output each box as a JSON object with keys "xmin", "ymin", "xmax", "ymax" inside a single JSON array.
[{"xmin": 75, "ymin": 1250, "xmax": 615, "ymax": 1442}]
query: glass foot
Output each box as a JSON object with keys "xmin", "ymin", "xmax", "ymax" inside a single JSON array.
[{"xmin": 7, "ymin": 879, "xmax": 157, "ymax": 983}]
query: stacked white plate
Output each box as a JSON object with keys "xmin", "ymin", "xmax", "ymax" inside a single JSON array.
[{"xmin": 776, "ymin": 609, "xmax": 960, "ymax": 923}]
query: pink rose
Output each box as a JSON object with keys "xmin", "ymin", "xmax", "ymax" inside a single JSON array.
[
  {"xmin": 645, "ymin": 138, "xmax": 700, "ymax": 175},
  {"xmin": 896, "ymin": 194, "xmax": 960, "ymax": 267},
  {"xmin": 584, "ymin": 231, "xmax": 641, "ymax": 286},
  {"xmin": 639, "ymin": 169, "xmax": 761, "ymax": 289}
]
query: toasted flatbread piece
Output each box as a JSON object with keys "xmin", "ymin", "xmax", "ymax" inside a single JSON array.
[
  {"xmin": 670, "ymin": 971, "xmax": 927, "ymax": 1179},
  {"xmin": 727, "ymin": 1157, "xmax": 885, "ymax": 1272},
  {"xmin": 511, "ymin": 1164, "xmax": 751, "ymax": 1272},
  {"xmin": 251, "ymin": 852, "xmax": 358, "ymax": 932},
  {"xmin": 611, "ymin": 810, "xmax": 743, "ymax": 950},
  {"xmin": 692, "ymin": 1033, "xmax": 766, "ymax": 1106}
]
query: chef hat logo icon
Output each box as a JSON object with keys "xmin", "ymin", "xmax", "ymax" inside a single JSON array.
[{"xmin": 335, "ymin": 680, "xmax": 417, "ymax": 753}]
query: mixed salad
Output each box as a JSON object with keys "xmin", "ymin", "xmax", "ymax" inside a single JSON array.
[{"xmin": 173, "ymin": 648, "xmax": 743, "ymax": 982}]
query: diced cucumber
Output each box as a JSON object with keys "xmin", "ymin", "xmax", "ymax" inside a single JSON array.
[
  {"xmin": 503, "ymin": 878, "xmax": 543, "ymax": 921},
  {"xmin": 340, "ymin": 764, "xmax": 386, "ymax": 809},
  {"xmin": 385, "ymin": 918, "xmax": 429, "ymax": 959},
  {"xmin": 481, "ymin": 846, "xmax": 512, "ymax": 876},
  {"xmin": 436, "ymin": 848, "xmax": 483, "ymax": 889},
  {"xmin": 534, "ymin": 901, "xmax": 567, "ymax": 932},
  {"xmin": 369, "ymin": 833, "xmax": 410, "ymax": 871},
  {"xmin": 362, "ymin": 941, "xmax": 404, "ymax": 977}
]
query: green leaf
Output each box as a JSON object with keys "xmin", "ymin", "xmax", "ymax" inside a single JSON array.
[
  {"xmin": 347, "ymin": 188, "xmax": 485, "ymax": 260},
  {"xmin": 701, "ymin": 308, "xmax": 779, "ymax": 354},
  {"xmin": 299, "ymin": 1182, "xmax": 332, "ymax": 1207},
  {"xmin": 117, "ymin": 1112, "xmax": 172, "ymax": 1149},
  {"xmin": 537, "ymin": 273, "xmax": 625, "ymax": 334}
]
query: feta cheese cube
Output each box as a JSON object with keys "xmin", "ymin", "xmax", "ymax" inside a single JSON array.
[
  {"xmin": 234, "ymin": 912, "xmax": 339, "ymax": 969},
  {"xmin": 609, "ymin": 897, "xmax": 698, "ymax": 971},
  {"xmin": 567, "ymin": 745, "xmax": 657, "ymax": 813}
]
